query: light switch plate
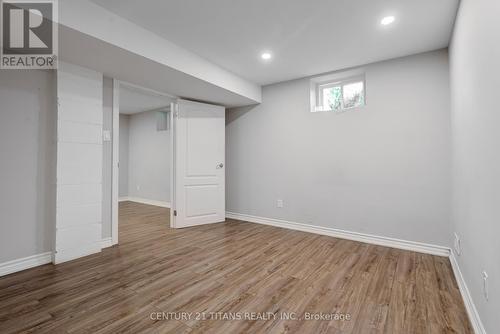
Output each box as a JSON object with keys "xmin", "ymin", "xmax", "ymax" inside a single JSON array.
[
  {"xmin": 454, "ymin": 233, "xmax": 461, "ymax": 256},
  {"xmin": 103, "ymin": 130, "xmax": 111, "ymax": 142}
]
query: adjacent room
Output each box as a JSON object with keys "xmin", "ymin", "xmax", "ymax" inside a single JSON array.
[
  {"xmin": 0, "ymin": 0, "xmax": 498, "ymax": 333},
  {"xmin": 118, "ymin": 84, "xmax": 172, "ymax": 207},
  {"xmin": 116, "ymin": 83, "xmax": 173, "ymax": 242}
]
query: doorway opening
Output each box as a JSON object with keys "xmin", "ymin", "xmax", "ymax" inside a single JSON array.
[
  {"xmin": 108, "ymin": 80, "xmax": 227, "ymax": 245},
  {"xmin": 112, "ymin": 81, "xmax": 175, "ymax": 244}
]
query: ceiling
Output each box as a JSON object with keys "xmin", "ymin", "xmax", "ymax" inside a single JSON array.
[
  {"xmin": 119, "ymin": 84, "xmax": 172, "ymax": 114},
  {"xmin": 90, "ymin": 0, "xmax": 459, "ymax": 86}
]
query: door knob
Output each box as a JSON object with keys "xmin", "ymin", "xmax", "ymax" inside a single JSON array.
[{"xmin": 216, "ymin": 163, "xmax": 224, "ymax": 169}]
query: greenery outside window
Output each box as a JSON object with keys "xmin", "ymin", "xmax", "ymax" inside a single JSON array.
[{"xmin": 312, "ymin": 75, "xmax": 366, "ymax": 112}]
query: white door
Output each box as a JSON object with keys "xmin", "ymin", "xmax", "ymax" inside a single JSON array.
[{"xmin": 173, "ymin": 99, "xmax": 225, "ymax": 228}]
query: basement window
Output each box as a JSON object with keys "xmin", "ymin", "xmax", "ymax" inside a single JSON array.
[{"xmin": 311, "ymin": 74, "xmax": 366, "ymax": 112}]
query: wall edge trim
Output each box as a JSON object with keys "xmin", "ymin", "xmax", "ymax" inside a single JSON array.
[
  {"xmin": 449, "ymin": 252, "xmax": 487, "ymax": 334},
  {"xmin": 0, "ymin": 252, "xmax": 52, "ymax": 277},
  {"xmin": 225, "ymin": 211, "xmax": 450, "ymax": 257},
  {"xmin": 119, "ymin": 197, "xmax": 171, "ymax": 208}
]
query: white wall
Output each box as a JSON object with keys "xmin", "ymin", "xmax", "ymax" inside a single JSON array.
[
  {"xmin": 226, "ymin": 50, "xmax": 451, "ymax": 246},
  {"xmin": 121, "ymin": 110, "xmax": 171, "ymax": 203},
  {"xmin": 450, "ymin": 0, "xmax": 500, "ymax": 332},
  {"xmin": 0, "ymin": 70, "xmax": 56, "ymax": 263},
  {"xmin": 54, "ymin": 62, "xmax": 103, "ymax": 264},
  {"xmin": 119, "ymin": 114, "xmax": 130, "ymax": 197}
]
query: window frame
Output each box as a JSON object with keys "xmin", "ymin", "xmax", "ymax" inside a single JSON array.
[{"xmin": 310, "ymin": 73, "xmax": 366, "ymax": 113}]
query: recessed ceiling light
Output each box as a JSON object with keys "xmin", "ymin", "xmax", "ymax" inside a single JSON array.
[
  {"xmin": 381, "ymin": 16, "xmax": 395, "ymax": 26},
  {"xmin": 261, "ymin": 52, "xmax": 272, "ymax": 60}
]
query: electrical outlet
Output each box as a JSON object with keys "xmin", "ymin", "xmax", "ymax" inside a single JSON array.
[
  {"xmin": 482, "ymin": 271, "xmax": 489, "ymax": 301},
  {"xmin": 136, "ymin": 185, "xmax": 141, "ymax": 191},
  {"xmin": 277, "ymin": 199, "xmax": 284, "ymax": 208},
  {"xmin": 454, "ymin": 233, "xmax": 461, "ymax": 256}
]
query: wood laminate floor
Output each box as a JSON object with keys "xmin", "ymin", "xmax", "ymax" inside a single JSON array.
[{"xmin": 0, "ymin": 202, "xmax": 472, "ymax": 333}]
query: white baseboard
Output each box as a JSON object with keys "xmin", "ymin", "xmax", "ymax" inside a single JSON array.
[
  {"xmin": 101, "ymin": 237, "xmax": 116, "ymax": 249},
  {"xmin": 449, "ymin": 253, "xmax": 486, "ymax": 334},
  {"xmin": 0, "ymin": 252, "xmax": 52, "ymax": 277},
  {"xmin": 1, "ymin": 239, "xmax": 116, "ymax": 276},
  {"xmin": 53, "ymin": 242, "xmax": 102, "ymax": 264},
  {"xmin": 119, "ymin": 196, "xmax": 171, "ymax": 208},
  {"xmin": 118, "ymin": 196, "xmax": 130, "ymax": 202},
  {"xmin": 225, "ymin": 212, "xmax": 450, "ymax": 257}
]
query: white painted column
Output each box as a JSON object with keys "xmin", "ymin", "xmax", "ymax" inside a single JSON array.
[{"xmin": 54, "ymin": 62, "xmax": 103, "ymax": 264}]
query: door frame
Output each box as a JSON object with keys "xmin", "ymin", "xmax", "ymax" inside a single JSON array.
[
  {"xmin": 111, "ymin": 80, "xmax": 177, "ymax": 245},
  {"xmin": 170, "ymin": 101, "xmax": 178, "ymax": 228}
]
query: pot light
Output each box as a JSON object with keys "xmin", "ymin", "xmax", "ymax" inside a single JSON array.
[
  {"xmin": 381, "ymin": 16, "xmax": 395, "ymax": 26},
  {"xmin": 261, "ymin": 52, "xmax": 272, "ymax": 60}
]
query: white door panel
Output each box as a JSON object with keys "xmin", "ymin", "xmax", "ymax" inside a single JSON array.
[{"xmin": 174, "ymin": 100, "xmax": 225, "ymax": 228}]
